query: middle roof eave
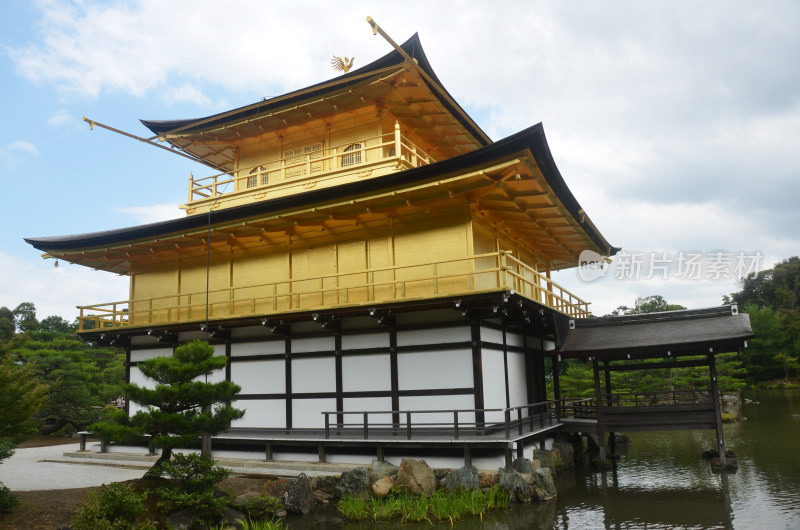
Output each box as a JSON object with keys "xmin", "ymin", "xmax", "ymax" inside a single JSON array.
[{"xmin": 25, "ymin": 123, "xmax": 617, "ymax": 260}]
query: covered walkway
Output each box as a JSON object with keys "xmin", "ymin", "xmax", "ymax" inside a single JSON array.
[{"xmin": 551, "ymin": 305, "xmax": 754, "ymax": 464}]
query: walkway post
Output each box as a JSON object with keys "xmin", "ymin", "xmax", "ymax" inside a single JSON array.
[
  {"xmin": 603, "ymin": 360, "xmax": 616, "ymax": 456},
  {"xmin": 592, "ymin": 357, "xmax": 607, "ymax": 460},
  {"xmin": 708, "ymin": 353, "xmax": 727, "ymax": 466}
]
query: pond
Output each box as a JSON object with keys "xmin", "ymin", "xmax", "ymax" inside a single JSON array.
[{"xmin": 284, "ymin": 389, "xmax": 800, "ymax": 529}]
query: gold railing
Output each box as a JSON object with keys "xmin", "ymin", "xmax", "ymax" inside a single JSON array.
[
  {"xmin": 187, "ymin": 122, "xmax": 437, "ymax": 204},
  {"xmin": 76, "ymin": 251, "xmax": 590, "ymax": 331}
]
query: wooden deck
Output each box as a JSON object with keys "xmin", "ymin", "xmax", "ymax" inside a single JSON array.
[{"xmin": 212, "ymin": 401, "xmax": 563, "ymax": 467}]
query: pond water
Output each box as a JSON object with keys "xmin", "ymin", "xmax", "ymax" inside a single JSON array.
[{"xmin": 284, "ymin": 389, "xmax": 800, "ymax": 529}]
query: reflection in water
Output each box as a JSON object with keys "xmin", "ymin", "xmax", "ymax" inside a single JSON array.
[{"xmin": 283, "ymin": 389, "xmax": 800, "ymax": 529}]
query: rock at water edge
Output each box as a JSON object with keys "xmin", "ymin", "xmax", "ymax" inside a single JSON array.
[
  {"xmin": 284, "ymin": 473, "xmax": 316, "ymax": 515},
  {"xmin": 396, "ymin": 458, "xmax": 437, "ymax": 495}
]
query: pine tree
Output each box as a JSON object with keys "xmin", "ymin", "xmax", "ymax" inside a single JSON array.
[{"xmin": 91, "ymin": 339, "xmax": 243, "ymax": 476}]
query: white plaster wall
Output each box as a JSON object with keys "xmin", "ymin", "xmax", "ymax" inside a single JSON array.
[
  {"xmin": 291, "ymin": 357, "xmax": 336, "ymax": 393},
  {"xmin": 506, "ymin": 331, "xmax": 526, "ymax": 348},
  {"xmin": 231, "ymin": 341, "xmax": 285, "ymax": 357},
  {"xmin": 205, "ymin": 344, "xmax": 227, "ymax": 384},
  {"xmin": 342, "ymin": 354, "xmax": 390, "ymax": 392},
  {"xmin": 231, "ymin": 359, "xmax": 285, "ymax": 394},
  {"xmin": 507, "ymin": 350, "xmax": 528, "ymax": 409},
  {"xmin": 342, "ymin": 397, "xmax": 393, "ymax": 425},
  {"xmin": 341, "ymin": 332, "xmax": 390, "ymax": 350},
  {"xmin": 293, "ymin": 398, "xmax": 336, "ymax": 428},
  {"xmin": 130, "ymin": 347, "xmax": 173, "ymax": 362},
  {"xmin": 397, "ymin": 350, "xmax": 472, "ymax": 390},
  {"xmin": 396, "ymin": 326, "xmax": 470, "ymax": 347},
  {"xmin": 543, "ymin": 339, "xmax": 556, "ymax": 352},
  {"xmin": 481, "ymin": 349, "xmax": 507, "ymax": 422},
  {"xmin": 231, "ymin": 399, "xmax": 285, "ymax": 428},
  {"xmin": 128, "ymin": 366, "xmax": 151, "ymax": 416},
  {"xmin": 398, "ymin": 395, "xmax": 475, "ymax": 424},
  {"xmin": 292, "ymin": 336, "xmax": 335, "ymax": 353},
  {"xmin": 480, "ymin": 326, "xmax": 504, "ymax": 345}
]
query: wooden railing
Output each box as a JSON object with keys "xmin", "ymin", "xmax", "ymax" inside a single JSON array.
[
  {"xmin": 557, "ymin": 390, "xmax": 713, "ymax": 419},
  {"xmin": 187, "ymin": 122, "xmax": 437, "ymax": 204},
  {"xmin": 76, "ymin": 251, "xmax": 590, "ymax": 331},
  {"xmin": 559, "ymin": 397, "xmax": 597, "ymax": 419},
  {"xmin": 602, "ymin": 390, "xmax": 711, "ymax": 407},
  {"xmin": 322, "ymin": 400, "xmax": 560, "ymax": 441}
]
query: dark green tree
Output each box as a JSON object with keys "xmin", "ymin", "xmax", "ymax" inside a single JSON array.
[
  {"xmin": 733, "ymin": 256, "xmax": 800, "ymax": 310},
  {"xmin": 0, "ymin": 307, "xmax": 14, "ymax": 342},
  {"xmin": 0, "ymin": 352, "xmax": 49, "ymax": 439},
  {"xmin": 92, "ymin": 340, "xmax": 243, "ymax": 476},
  {"xmin": 12, "ymin": 302, "xmax": 39, "ymax": 333},
  {"xmin": 609, "ymin": 294, "xmax": 686, "ymax": 316},
  {"xmin": 9, "ymin": 332, "xmax": 124, "ymax": 435}
]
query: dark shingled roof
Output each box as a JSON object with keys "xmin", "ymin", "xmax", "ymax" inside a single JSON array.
[
  {"xmin": 140, "ymin": 33, "xmax": 490, "ymax": 147},
  {"xmin": 557, "ymin": 305, "xmax": 754, "ymax": 359},
  {"xmin": 25, "ymin": 123, "xmax": 619, "ymax": 256}
]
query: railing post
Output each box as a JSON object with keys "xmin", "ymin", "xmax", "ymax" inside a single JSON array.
[
  {"xmin": 363, "ymin": 412, "xmax": 369, "ymax": 440},
  {"xmin": 406, "ymin": 412, "xmax": 412, "ymax": 440},
  {"xmin": 453, "ymin": 410, "xmax": 459, "ymax": 440},
  {"xmin": 188, "ymin": 173, "xmax": 194, "ymax": 203},
  {"xmin": 504, "ymin": 409, "xmax": 511, "ymax": 439},
  {"xmin": 394, "ymin": 121, "xmax": 401, "ymax": 160},
  {"xmin": 517, "ymin": 407, "xmax": 523, "ymax": 436},
  {"xmin": 324, "ymin": 413, "xmax": 330, "ymax": 438}
]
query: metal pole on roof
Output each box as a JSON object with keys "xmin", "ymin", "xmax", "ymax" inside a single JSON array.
[
  {"xmin": 82, "ymin": 117, "xmax": 224, "ymax": 171},
  {"xmin": 365, "ymin": 16, "xmax": 492, "ymax": 145}
]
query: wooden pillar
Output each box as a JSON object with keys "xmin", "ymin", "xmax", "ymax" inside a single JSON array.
[
  {"xmin": 552, "ymin": 355, "xmax": 561, "ymax": 403},
  {"xmin": 603, "ymin": 360, "xmax": 616, "ymax": 456},
  {"xmin": 592, "ymin": 357, "xmax": 606, "ymax": 460},
  {"xmin": 708, "ymin": 353, "xmax": 727, "ymax": 466}
]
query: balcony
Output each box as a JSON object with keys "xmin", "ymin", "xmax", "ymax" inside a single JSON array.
[
  {"xmin": 76, "ymin": 251, "xmax": 590, "ymax": 332},
  {"xmin": 184, "ymin": 122, "xmax": 438, "ymax": 213}
]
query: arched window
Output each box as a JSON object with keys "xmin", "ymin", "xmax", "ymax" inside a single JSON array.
[
  {"xmin": 341, "ymin": 143, "xmax": 362, "ymax": 167},
  {"xmin": 247, "ymin": 166, "xmax": 268, "ymax": 188}
]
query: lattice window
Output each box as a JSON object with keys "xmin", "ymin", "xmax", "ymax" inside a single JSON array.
[
  {"xmin": 341, "ymin": 143, "xmax": 362, "ymax": 167},
  {"xmin": 284, "ymin": 142, "xmax": 323, "ymax": 178}
]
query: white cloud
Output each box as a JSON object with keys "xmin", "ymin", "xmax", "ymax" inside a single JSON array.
[
  {"xmin": 7, "ymin": 140, "xmax": 39, "ymax": 156},
  {"xmin": 115, "ymin": 203, "xmax": 182, "ymax": 224},
  {"xmin": 0, "ymin": 251, "xmax": 128, "ymax": 321},
  {"xmin": 47, "ymin": 109, "xmax": 72, "ymax": 126},
  {"xmin": 162, "ymin": 83, "xmax": 211, "ymax": 106}
]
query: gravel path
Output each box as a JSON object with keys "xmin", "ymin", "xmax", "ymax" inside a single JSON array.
[{"xmin": 0, "ymin": 443, "xmax": 145, "ymax": 491}]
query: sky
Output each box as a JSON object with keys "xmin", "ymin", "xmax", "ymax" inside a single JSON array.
[{"xmin": 1, "ymin": 0, "xmax": 798, "ymax": 322}]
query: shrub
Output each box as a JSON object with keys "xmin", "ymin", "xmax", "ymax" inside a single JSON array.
[
  {"xmin": 156, "ymin": 453, "xmax": 232, "ymax": 526},
  {"xmin": 0, "ymin": 483, "xmax": 19, "ymax": 513},
  {"xmin": 159, "ymin": 453, "xmax": 230, "ymax": 492},
  {"xmin": 71, "ymin": 482, "xmax": 151, "ymax": 530},
  {"xmin": 240, "ymin": 494, "xmax": 284, "ymax": 520}
]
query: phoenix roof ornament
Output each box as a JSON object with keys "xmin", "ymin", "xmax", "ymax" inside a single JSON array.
[{"xmin": 331, "ymin": 55, "xmax": 354, "ymax": 73}]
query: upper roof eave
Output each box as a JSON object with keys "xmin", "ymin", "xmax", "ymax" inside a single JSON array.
[
  {"xmin": 141, "ymin": 33, "xmax": 491, "ymax": 147},
  {"xmin": 25, "ymin": 123, "xmax": 617, "ymax": 260}
]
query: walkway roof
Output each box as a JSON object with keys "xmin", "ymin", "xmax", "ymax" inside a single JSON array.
[{"xmin": 556, "ymin": 305, "xmax": 754, "ymax": 360}]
